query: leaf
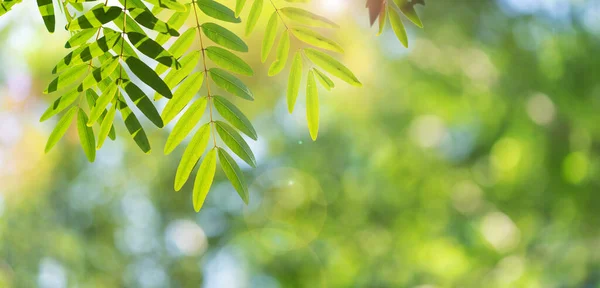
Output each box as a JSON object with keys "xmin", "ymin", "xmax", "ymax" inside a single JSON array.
[
  {"xmin": 205, "ymin": 46, "xmax": 253, "ymax": 76},
  {"xmin": 40, "ymin": 89, "xmax": 80, "ymax": 121},
  {"xmin": 53, "ymin": 33, "xmax": 121, "ymax": 74},
  {"xmin": 290, "ymin": 27, "xmax": 344, "ymax": 53},
  {"xmin": 77, "ymin": 108, "xmax": 96, "ymax": 162},
  {"xmin": 97, "ymin": 104, "xmax": 116, "ymax": 149},
  {"xmin": 209, "ymin": 68, "xmax": 253, "ymax": 101},
  {"xmin": 388, "ymin": 7, "xmax": 408, "ymax": 47},
  {"xmin": 155, "ymin": 51, "xmax": 201, "ymax": 100},
  {"xmin": 127, "ymin": 32, "xmax": 180, "ymax": 68},
  {"xmin": 268, "ymin": 31, "xmax": 290, "ymax": 76},
  {"xmin": 125, "ymin": 56, "xmax": 173, "ymax": 98},
  {"xmin": 234, "ymin": 0, "xmax": 246, "ymax": 17},
  {"xmin": 155, "ymin": 6, "xmax": 191, "ymax": 45},
  {"xmin": 67, "ymin": 6, "xmax": 122, "ymax": 30},
  {"xmin": 119, "ymin": 98, "xmax": 151, "ymax": 153},
  {"xmin": 85, "ymin": 89, "xmax": 116, "ymax": 140},
  {"xmin": 197, "ymin": 0, "xmax": 240, "ymax": 23},
  {"xmin": 44, "ymin": 64, "xmax": 88, "ymax": 94},
  {"xmin": 396, "ymin": 0, "xmax": 423, "ymax": 28},
  {"xmin": 193, "ymin": 148, "xmax": 217, "ymax": 212},
  {"xmin": 113, "ymin": 13, "xmax": 145, "ymax": 34},
  {"xmin": 304, "ymin": 48, "xmax": 361, "ymax": 87},
  {"xmin": 287, "ymin": 52, "xmax": 302, "ymax": 113},
  {"xmin": 306, "ymin": 70, "xmax": 319, "ymax": 140},
  {"xmin": 162, "ymin": 72, "xmax": 204, "ymax": 124},
  {"xmin": 244, "ymin": 0, "xmax": 262, "ymax": 36},
  {"xmin": 377, "ymin": 3, "xmax": 387, "ymax": 35},
  {"xmin": 213, "ymin": 95, "xmax": 257, "ymax": 140},
  {"xmin": 261, "ymin": 12, "xmax": 279, "ymax": 63},
  {"xmin": 218, "ymin": 147, "xmax": 248, "ymax": 204},
  {"xmin": 65, "ymin": 28, "xmax": 97, "ymax": 48},
  {"xmin": 142, "ymin": 0, "xmax": 186, "ymax": 12},
  {"xmin": 313, "ymin": 68, "xmax": 334, "ymax": 90},
  {"xmin": 174, "ymin": 124, "xmax": 211, "ymax": 191},
  {"xmin": 88, "ymin": 80, "xmax": 118, "ymax": 125},
  {"xmin": 215, "ymin": 121, "xmax": 256, "ymax": 167},
  {"xmin": 44, "ymin": 106, "xmax": 77, "ymax": 153},
  {"xmin": 164, "ymin": 97, "xmax": 207, "ymax": 155},
  {"xmin": 366, "ymin": 0, "xmax": 384, "ymax": 26},
  {"xmin": 279, "ymin": 7, "xmax": 338, "ymax": 29},
  {"xmin": 155, "ymin": 27, "xmax": 196, "ymax": 75},
  {"xmin": 77, "ymin": 56, "xmax": 120, "ymax": 92},
  {"xmin": 201, "ymin": 22, "xmax": 248, "ymax": 52},
  {"xmin": 36, "ymin": 0, "xmax": 55, "ymax": 33},
  {"xmin": 121, "ymin": 79, "xmax": 164, "ymax": 128},
  {"xmin": 128, "ymin": 7, "xmax": 179, "ymax": 35}
]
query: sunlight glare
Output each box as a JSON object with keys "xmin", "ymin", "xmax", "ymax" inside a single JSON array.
[{"xmin": 319, "ymin": 0, "xmax": 347, "ymax": 17}]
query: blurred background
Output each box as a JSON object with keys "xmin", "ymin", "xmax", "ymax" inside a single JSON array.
[{"xmin": 2, "ymin": 0, "xmax": 600, "ymax": 287}]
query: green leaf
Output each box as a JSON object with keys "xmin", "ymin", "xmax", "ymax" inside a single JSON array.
[
  {"xmin": 121, "ymin": 79, "xmax": 164, "ymax": 128},
  {"xmin": 127, "ymin": 32, "xmax": 180, "ymax": 68},
  {"xmin": 155, "ymin": 28, "xmax": 197, "ymax": 75},
  {"xmin": 125, "ymin": 56, "xmax": 173, "ymax": 98},
  {"xmin": 67, "ymin": 6, "xmax": 122, "ymax": 31},
  {"xmin": 377, "ymin": 4, "xmax": 387, "ymax": 35},
  {"xmin": 268, "ymin": 31, "xmax": 290, "ymax": 76},
  {"xmin": 304, "ymin": 48, "xmax": 361, "ymax": 87},
  {"xmin": 77, "ymin": 56, "xmax": 120, "ymax": 92},
  {"xmin": 396, "ymin": 0, "xmax": 423, "ymax": 28},
  {"xmin": 205, "ymin": 46, "xmax": 253, "ymax": 76},
  {"xmin": 119, "ymin": 98, "xmax": 151, "ymax": 153},
  {"xmin": 44, "ymin": 63, "xmax": 88, "ymax": 94},
  {"xmin": 88, "ymin": 80, "xmax": 118, "ymax": 125},
  {"xmin": 201, "ymin": 22, "xmax": 248, "ymax": 52},
  {"xmin": 313, "ymin": 68, "xmax": 334, "ymax": 90},
  {"xmin": 215, "ymin": 121, "xmax": 256, "ymax": 167},
  {"xmin": 193, "ymin": 148, "xmax": 217, "ymax": 212},
  {"xmin": 36, "ymin": 0, "xmax": 55, "ymax": 33},
  {"xmin": 218, "ymin": 147, "xmax": 248, "ymax": 204},
  {"xmin": 155, "ymin": 51, "xmax": 201, "ymax": 100},
  {"xmin": 128, "ymin": 7, "xmax": 180, "ymax": 35},
  {"xmin": 306, "ymin": 69, "xmax": 319, "ymax": 141},
  {"xmin": 142, "ymin": 0, "xmax": 186, "ymax": 12},
  {"xmin": 162, "ymin": 72, "xmax": 204, "ymax": 124},
  {"xmin": 213, "ymin": 95, "xmax": 257, "ymax": 140},
  {"xmin": 234, "ymin": 0, "xmax": 246, "ymax": 17},
  {"xmin": 244, "ymin": 0, "xmax": 262, "ymax": 36},
  {"xmin": 40, "ymin": 89, "xmax": 80, "ymax": 121},
  {"xmin": 164, "ymin": 97, "xmax": 207, "ymax": 155},
  {"xmin": 197, "ymin": 0, "xmax": 240, "ymax": 23},
  {"xmin": 174, "ymin": 123, "xmax": 211, "ymax": 191},
  {"xmin": 287, "ymin": 52, "xmax": 302, "ymax": 113},
  {"xmin": 85, "ymin": 89, "xmax": 116, "ymax": 140},
  {"xmin": 113, "ymin": 13, "xmax": 145, "ymax": 34},
  {"xmin": 279, "ymin": 7, "xmax": 338, "ymax": 29},
  {"xmin": 65, "ymin": 28, "xmax": 97, "ymax": 48},
  {"xmin": 97, "ymin": 104, "xmax": 116, "ymax": 149},
  {"xmin": 77, "ymin": 108, "xmax": 96, "ymax": 162},
  {"xmin": 53, "ymin": 33, "xmax": 121, "ymax": 74},
  {"xmin": 44, "ymin": 106, "xmax": 77, "ymax": 153},
  {"xmin": 261, "ymin": 12, "xmax": 279, "ymax": 63},
  {"xmin": 290, "ymin": 27, "xmax": 344, "ymax": 53},
  {"xmin": 155, "ymin": 6, "xmax": 191, "ymax": 45},
  {"xmin": 209, "ymin": 68, "xmax": 253, "ymax": 101},
  {"xmin": 388, "ymin": 7, "xmax": 408, "ymax": 48}
]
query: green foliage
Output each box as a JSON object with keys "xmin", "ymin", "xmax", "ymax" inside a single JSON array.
[{"xmin": 0, "ymin": 0, "xmax": 424, "ymax": 211}]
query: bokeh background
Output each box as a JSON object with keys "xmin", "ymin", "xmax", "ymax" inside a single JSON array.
[{"xmin": 2, "ymin": 0, "xmax": 600, "ymax": 287}]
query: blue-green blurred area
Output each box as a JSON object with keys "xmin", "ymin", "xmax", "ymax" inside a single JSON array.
[{"xmin": 2, "ymin": 0, "xmax": 600, "ymax": 287}]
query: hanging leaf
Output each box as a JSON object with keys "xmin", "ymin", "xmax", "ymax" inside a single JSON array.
[
  {"xmin": 164, "ymin": 97, "xmax": 207, "ymax": 155},
  {"xmin": 155, "ymin": 51, "xmax": 201, "ymax": 100},
  {"xmin": 162, "ymin": 72, "xmax": 204, "ymax": 124},
  {"xmin": 155, "ymin": 7, "xmax": 191, "ymax": 45},
  {"xmin": 218, "ymin": 147, "xmax": 249, "ymax": 204},
  {"xmin": 209, "ymin": 68, "xmax": 253, "ymax": 101},
  {"xmin": 77, "ymin": 56, "xmax": 120, "ymax": 92},
  {"xmin": 201, "ymin": 22, "xmax": 248, "ymax": 52},
  {"xmin": 128, "ymin": 7, "xmax": 180, "ymax": 35},
  {"xmin": 88, "ymin": 80, "xmax": 118, "ymax": 125},
  {"xmin": 244, "ymin": 0, "xmax": 262, "ymax": 36},
  {"xmin": 121, "ymin": 79, "xmax": 164, "ymax": 128},
  {"xmin": 313, "ymin": 68, "xmax": 334, "ymax": 90},
  {"xmin": 287, "ymin": 52, "xmax": 302, "ymax": 113},
  {"xmin": 290, "ymin": 27, "xmax": 344, "ymax": 53},
  {"xmin": 280, "ymin": 7, "xmax": 338, "ymax": 29},
  {"xmin": 97, "ymin": 104, "xmax": 116, "ymax": 149},
  {"xmin": 155, "ymin": 27, "xmax": 196, "ymax": 75},
  {"xmin": 44, "ymin": 106, "xmax": 77, "ymax": 153},
  {"xmin": 268, "ymin": 31, "xmax": 290, "ymax": 76},
  {"xmin": 142, "ymin": 0, "xmax": 186, "ymax": 12},
  {"xmin": 119, "ymin": 98, "xmax": 152, "ymax": 153},
  {"xmin": 127, "ymin": 32, "xmax": 180, "ymax": 68},
  {"xmin": 388, "ymin": 7, "xmax": 408, "ymax": 47},
  {"xmin": 65, "ymin": 28, "xmax": 97, "ymax": 48},
  {"xmin": 396, "ymin": 0, "xmax": 423, "ymax": 28},
  {"xmin": 193, "ymin": 148, "xmax": 217, "ymax": 212},
  {"xmin": 215, "ymin": 121, "xmax": 256, "ymax": 167},
  {"xmin": 44, "ymin": 64, "xmax": 88, "ymax": 94},
  {"xmin": 213, "ymin": 95, "xmax": 257, "ymax": 140},
  {"xmin": 40, "ymin": 89, "xmax": 80, "ymax": 121},
  {"xmin": 304, "ymin": 48, "xmax": 362, "ymax": 87},
  {"xmin": 377, "ymin": 3, "xmax": 387, "ymax": 35},
  {"xmin": 205, "ymin": 46, "xmax": 253, "ymax": 76},
  {"xmin": 53, "ymin": 33, "xmax": 121, "ymax": 74},
  {"xmin": 67, "ymin": 6, "xmax": 122, "ymax": 30},
  {"xmin": 125, "ymin": 56, "xmax": 173, "ymax": 98},
  {"xmin": 174, "ymin": 123, "xmax": 211, "ymax": 191},
  {"xmin": 85, "ymin": 89, "xmax": 116, "ymax": 140},
  {"xmin": 261, "ymin": 12, "xmax": 279, "ymax": 63},
  {"xmin": 306, "ymin": 70, "xmax": 319, "ymax": 140},
  {"xmin": 77, "ymin": 108, "xmax": 96, "ymax": 162},
  {"xmin": 234, "ymin": 0, "xmax": 246, "ymax": 17},
  {"xmin": 197, "ymin": 0, "xmax": 240, "ymax": 23},
  {"xmin": 36, "ymin": 0, "xmax": 55, "ymax": 32}
]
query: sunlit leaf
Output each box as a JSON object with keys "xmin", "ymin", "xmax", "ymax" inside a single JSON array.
[
  {"xmin": 65, "ymin": 27, "xmax": 97, "ymax": 48},
  {"xmin": 44, "ymin": 106, "xmax": 77, "ymax": 153},
  {"xmin": 67, "ymin": 6, "xmax": 122, "ymax": 30},
  {"xmin": 174, "ymin": 123, "xmax": 211, "ymax": 191},
  {"xmin": 53, "ymin": 33, "xmax": 121, "ymax": 74},
  {"xmin": 215, "ymin": 121, "xmax": 256, "ymax": 167},
  {"xmin": 164, "ymin": 97, "xmax": 207, "ymax": 155},
  {"xmin": 197, "ymin": 0, "xmax": 240, "ymax": 23},
  {"xmin": 85, "ymin": 89, "xmax": 116, "ymax": 140},
  {"xmin": 142, "ymin": 0, "xmax": 186, "ymax": 12},
  {"xmin": 306, "ymin": 69, "xmax": 319, "ymax": 140},
  {"xmin": 121, "ymin": 78, "xmax": 164, "ymax": 128},
  {"xmin": 88, "ymin": 80, "xmax": 118, "ymax": 125},
  {"xmin": 244, "ymin": 0, "xmax": 262, "ymax": 36},
  {"xmin": 209, "ymin": 68, "xmax": 253, "ymax": 100},
  {"xmin": 388, "ymin": 7, "xmax": 408, "ymax": 47},
  {"xmin": 125, "ymin": 56, "xmax": 173, "ymax": 98},
  {"xmin": 304, "ymin": 48, "xmax": 361, "ymax": 87},
  {"xmin": 36, "ymin": 0, "xmax": 55, "ymax": 32},
  {"xmin": 162, "ymin": 71, "xmax": 204, "ymax": 124},
  {"xmin": 218, "ymin": 147, "xmax": 248, "ymax": 204},
  {"xmin": 155, "ymin": 27, "xmax": 196, "ymax": 75},
  {"xmin": 119, "ymin": 97, "xmax": 151, "ymax": 153},
  {"xmin": 213, "ymin": 95, "xmax": 257, "ymax": 140},
  {"xmin": 128, "ymin": 7, "xmax": 180, "ymax": 35},
  {"xmin": 280, "ymin": 7, "xmax": 338, "ymax": 29},
  {"xmin": 290, "ymin": 27, "xmax": 344, "ymax": 53},
  {"xmin": 193, "ymin": 148, "xmax": 217, "ymax": 212},
  {"xmin": 40, "ymin": 89, "xmax": 80, "ymax": 121},
  {"xmin": 77, "ymin": 108, "xmax": 96, "ymax": 162},
  {"xmin": 44, "ymin": 63, "xmax": 88, "ymax": 94},
  {"xmin": 155, "ymin": 6, "xmax": 191, "ymax": 45},
  {"xmin": 206, "ymin": 46, "xmax": 253, "ymax": 76},
  {"xmin": 155, "ymin": 51, "xmax": 201, "ymax": 100},
  {"xmin": 395, "ymin": 0, "xmax": 423, "ymax": 28},
  {"xmin": 268, "ymin": 31, "xmax": 290, "ymax": 76},
  {"xmin": 261, "ymin": 12, "xmax": 279, "ymax": 63},
  {"xmin": 97, "ymin": 104, "xmax": 116, "ymax": 149},
  {"xmin": 77, "ymin": 56, "xmax": 120, "ymax": 92},
  {"xmin": 287, "ymin": 52, "xmax": 302, "ymax": 113},
  {"xmin": 234, "ymin": 0, "xmax": 246, "ymax": 17},
  {"xmin": 127, "ymin": 32, "xmax": 180, "ymax": 68},
  {"xmin": 201, "ymin": 22, "xmax": 248, "ymax": 52}
]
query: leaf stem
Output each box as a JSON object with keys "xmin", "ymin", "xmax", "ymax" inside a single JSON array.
[{"xmin": 268, "ymin": 0, "xmax": 289, "ymax": 31}]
